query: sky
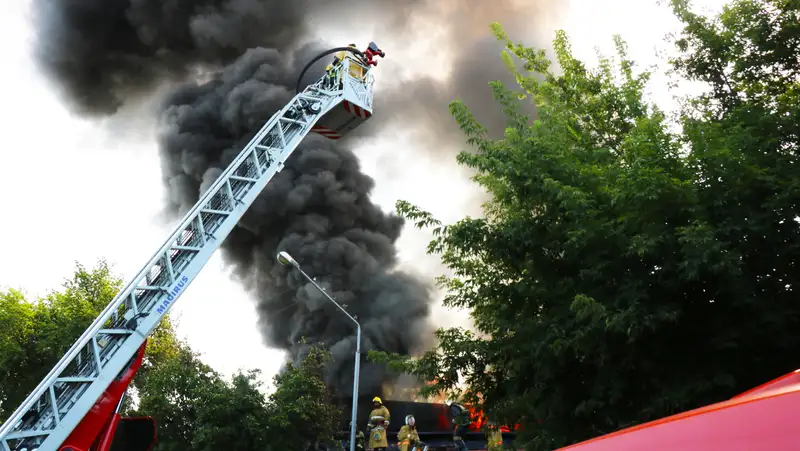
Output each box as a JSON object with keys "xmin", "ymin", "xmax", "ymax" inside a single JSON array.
[{"xmin": 0, "ymin": 0, "xmax": 726, "ymax": 386}]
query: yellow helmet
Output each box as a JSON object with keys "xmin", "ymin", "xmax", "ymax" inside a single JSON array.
[{"xmin": 372, "ymin": 396, "xmax": 382, "ymax": 404}]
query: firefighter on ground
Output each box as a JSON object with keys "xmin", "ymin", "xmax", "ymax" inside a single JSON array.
[
  {"xmin": 366, "ymin": 396, "xmax": 391, "ymax": 450},
  {"xmin": 356, "ymin": 429, "xmax": 366, "ymax": 451},
  {"xmin": 449, "ymin": 401, "xmax": 469, "ymax": 451},
  {"xmin": 348, "ymin": 421, "xmax": 365, "ymax": 451},
  {"xmin": 486, "ymin": 420, "xmax": 504, "ymax": 451},
  {"xmin": 398, "ymin": 414, "xmax": 427, "ymax": 451}
]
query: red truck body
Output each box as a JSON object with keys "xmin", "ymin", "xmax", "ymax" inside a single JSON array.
[
  {"xmin": 57, "ymin": 341, "xmax": 156, "ymax": 451},
  {"xmin": 560, "ymin": 369, "xmax": 800, "ymax": 450}
]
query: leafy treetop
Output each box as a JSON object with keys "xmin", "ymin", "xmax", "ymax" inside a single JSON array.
[
  {"xmin": 0, "ymin": 261, "xmax": 343, "ymax": 451},
  {"xmin": 372, "ymin": 1, "xmax": 800, "ymax": 448}
]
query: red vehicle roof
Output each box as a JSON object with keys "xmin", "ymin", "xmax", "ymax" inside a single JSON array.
[{"xmin": 560, "ymin": 369, "xmax": 800, "ymax": 450}]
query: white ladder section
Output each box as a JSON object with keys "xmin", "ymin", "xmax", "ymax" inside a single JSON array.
[{"xmin": 0, "ymin": 62, "xmax": 373, "ymax": 451}]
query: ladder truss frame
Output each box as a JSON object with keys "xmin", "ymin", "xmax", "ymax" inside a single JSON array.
[{"xmin": 0, "ymin": 58, "xmax": 374, "ymax": 451}]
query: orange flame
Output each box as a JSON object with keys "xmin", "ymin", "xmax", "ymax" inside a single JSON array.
[
  {"xmin": 424, "ymin": 385, "xmax": 522, "ymax": 433},
  {"xmin": 421, "ymin": 379, "xmax": 449, "ymax": 403},
  {"xmin": 466, "ymin": 405, "xmax": 520, "ymax": 432},
  {"xmin": 467, "ymin": 405, "xmax": 488, "ymax": 431}
]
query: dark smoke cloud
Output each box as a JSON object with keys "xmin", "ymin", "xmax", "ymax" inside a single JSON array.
[
  {"xmin": 157, "ymin": 46, "xmax": 433, "ymax": 395},
  {"xmin": 31, "ymin": 0, "xmax": 564, "ymax": 397},
  {"xmin": 30, "ymin": 0, "xmax": 421, "ymax": 116},
  {"xmin": 357, "ymin": 1, "xmax": 554, "ymax": 161},
  {"xmin": 30, "ymin": 0, "xmax": 309, "ymax": 115}
]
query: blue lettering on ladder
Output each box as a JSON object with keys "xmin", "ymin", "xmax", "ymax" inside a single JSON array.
[{"xmin": 156, "ymin": 275, "xmax": 190, "ymax": 314}]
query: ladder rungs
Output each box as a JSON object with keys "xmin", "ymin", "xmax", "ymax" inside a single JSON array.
[
  {"xmin": 254, "ymin": 144, "xmax": 280, "ymax": 152},
  {"xmin": 229, "ymin": 175, "xmax": 258, "ymax": 183},
  {"xmin": 98, "ymin": 329, "xmax": 133, "ymax": 335},
  {"xmin": 279, "ymin": 117, "xmax": 307, "ymax": 126},
  {"xmin": 172, "ymin": 245, "xmax": 201, "ymax": 252},
  {"xmin": 135, "ymin": 285, "xmax": 163, "ymax": 292},
  {"xmin": 5, "ymin": 430, "xmax": 49, "ymax": 440},
  {"xmin": 55, "ymin": 376, "xmax": 96, "ymax": 383},
  {"xmin": 200, "ymin": 208, "xmax": 232, "ymax": 216}
]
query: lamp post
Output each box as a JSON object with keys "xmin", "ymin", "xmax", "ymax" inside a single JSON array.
[{"xmin": 277, "ymin": 251, "xmax": 361, "ymax": 451}]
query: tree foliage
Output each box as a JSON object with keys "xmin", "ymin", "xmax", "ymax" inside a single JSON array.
[
  {"xmin": 127, "ymin": 330, "xmax": 275, "ymax": 451},
  {"xmin": 0, "ymin": 260, "xmax": 122, "ymax": 421},
  {"xmin": 265, "ymin": 343, "xmax": 342, "ymax": 450},
  {"xmin": 0, "ymin": 261, "xmax": 342, "ymax": 450},
  {"xmin": 129, "ymin": 335, "xmax": 342, "ymax": 451},
  {"xmin": 373, "ymin": 1, "xmax": 800, "ymax": 449}
]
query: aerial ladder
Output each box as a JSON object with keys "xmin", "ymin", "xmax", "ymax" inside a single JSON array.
[{"xmin": 0, "ymin": 43, "xmax": 385, "ymax": 451}]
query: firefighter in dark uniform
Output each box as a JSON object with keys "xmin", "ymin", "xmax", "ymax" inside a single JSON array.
[{"xmin": 449, "ymin": 401, "xmax": 469, "ymax": 451}]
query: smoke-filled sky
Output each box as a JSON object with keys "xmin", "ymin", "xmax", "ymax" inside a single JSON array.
[
  {"xmin": 0, "ymin": 0, "xmax": 729, "ymax": 392},
  {"xmin": 23, "ymin": 0, "xmax": 565, "ymax": 396}
]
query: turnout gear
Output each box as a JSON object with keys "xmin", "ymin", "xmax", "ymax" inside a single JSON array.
[
  {"xmin": 324, "ymin": 63, "xmax": 337, "ymax": 89},
  {"xmin": 367, "ymin": 397, "xmax": 390, "ymax": 450},
  {"xmin": 327, "ymin": 43, "xmax": 359, "ymax": 88},
  {"xmin": 398, "ymin": 415, "xmax": 427, "ymax": 451},
  {"xmin": 332, "ymin": 44, "xmax": 358, "ymax": 67}
]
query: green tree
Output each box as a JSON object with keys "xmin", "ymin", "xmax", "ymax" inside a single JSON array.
[
  {"xmin": 265, "ymin": 344, "xmax": 342, "ymax": 450},
  {"xmin": 0, "ymin": 260, "xmax": 123, "ymax": 421},
  {"xmin": 0, "ymin": 288, "xmax": 35, "ymax": 421},
  {"xmin": 129, "ymin": 338, "xmax": 273, "ymax": 451},
  {"xmin": 372, "ymin": 1, "xmax": 800, "ymax": 449},
  {"xmin": 130, "ymin": 339, "xmax": 342, "ymax": 451},
  {"xmin": 1, "ymin": 261, "xmax": 344, "ymax": 450}
]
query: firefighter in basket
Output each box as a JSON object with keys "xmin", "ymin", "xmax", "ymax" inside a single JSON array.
[
  {"xmin": 325, "ymin": 43, "xmax": 356, "ymax": 89},
  {"xmin": 366, "ymin": 396, "xmax": 391, "ymax": 450},
  {"xmin": 398, "ymin": 414, "xmax": 428, "ymax": 451}
]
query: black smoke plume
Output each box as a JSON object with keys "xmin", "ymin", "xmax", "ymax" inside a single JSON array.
[
  {"xmin": 158, "ymin": 46, "xmax": 433, "ymax": 395},
  {"xmin": 354, "ymin": 1, "xmax": 553, "ymax": 160},
  {"xmin": 30, "ymin": 0, "xmax": 307, "ymax": 115},
  {"xmin": 29, "ymin": 0, "xmax": 421, "ymax": 116},
  {"xmin": 29, "ymin": 0, "xmax": 563, "ymax": 397}
]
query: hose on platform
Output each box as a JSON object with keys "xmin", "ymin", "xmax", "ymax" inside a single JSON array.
[{"xmin": 295, "ymin": 47, "xmax": 367, "ymax": 94}]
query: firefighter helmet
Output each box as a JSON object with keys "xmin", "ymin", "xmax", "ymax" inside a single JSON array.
[{"xmin": 372, "ymin": 396, "xmax": 382, "ymax": 404}]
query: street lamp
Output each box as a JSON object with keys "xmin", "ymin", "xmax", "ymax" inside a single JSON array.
[{"xmin": 277, "ymin": 251, "xmax": 362, "ymax": 451}]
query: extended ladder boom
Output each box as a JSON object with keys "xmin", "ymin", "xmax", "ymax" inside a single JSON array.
[{"xmin": 0, "ymin": 57, "xmax": 375, "ymax": 451}]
